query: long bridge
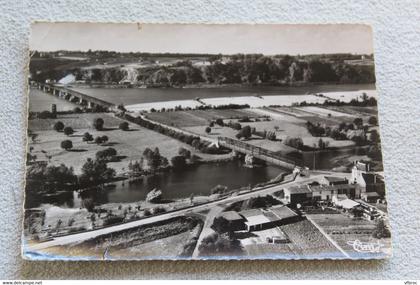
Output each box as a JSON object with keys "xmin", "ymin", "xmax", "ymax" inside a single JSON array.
[
  {"xmin": 30, "ymin": 82, "xmax": 115, "ymax": 110},
  {"xmin": 218, "ymin": 136, "xmax": 300, "ymax": 170}
]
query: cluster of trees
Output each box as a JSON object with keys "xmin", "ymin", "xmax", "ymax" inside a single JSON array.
[
  {"xmin": 149, "ymin": 103, "xmax": 251, "ymax": 114},
  {"xmin": 31, "ymin": 52, "xmax": 375, "ymax": 87},
  {"xmin": 26, "ymin": 163, "xmax": 77, "ymax": 193},
  {"xmin": 53, "ymin": 121, "xmax": 74, "ymax": 136},
  {"xmin": 79, "ymin": 158, "xmax": 116, "ymax": 187},
  {"xmin": 142, "ymin": 147, "xmax": 169, "ymax": 171},
  {"xmin": 95, "ymin": 147, "xmax": 118, "ymax": 162},
  {"xmin": 134, "ymin": 55, "xmax": 375, "ymax": 86},
  {"xmin": 198, "ymin": 232, "xmax": 242, "ymax": 255},
  {"xmin": 284, "ymin": 136, "xmax": 304, "ymax": 150},
  {"xmin": 235, "ymin": 125, "xmax": 253, "ymax": 140}
]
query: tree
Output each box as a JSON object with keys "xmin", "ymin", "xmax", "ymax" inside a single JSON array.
[
  {"xmin": 370, "ymin": 129, "xmax": 381, "ymax": 144},
  {"xmin": 93, "ymin": 117, "xmax": 104, "ymax": 130},
  {"xmin": 284, "ymin": 136, "xmax": 304, "ymax": 150},
  {"xmin": 171, "ymin": 155, "xmax": 187, "ymax": 171},
  {"xmin": 101, "ymin": 135, "xmax": 109, "ymax": 144},
  {"xmin": 82, "ymin": 132, "xmax": 94, "ymax": 143},
  {"xmin": 372, "ymin": 219, "xmax": 391, "ymax": 239},
  {"xmin": 53, "ymin": 121, "xmax": 64, "ymax": 132},
  {"xmin": 79, "ymin": 158, "xmax": 116, "ymax": 187},
  {"xmin": 119, "ymin": 121, "xmax": 129, "ymax": 131},
  {"xmin": 94, "ymin": 136, "xmax": 103, "ymax": 145},
  {"xmin": 60, "ymin": 140, "xmax": 73, "ymax": 151},
  {"xmin": 63, "ymin": 126, "xmax": 74, "ymax": 136},
  {"xmin": 368, "ymin": 116, "xmax": 378, "ymax": 125},
  {"xmin": 178, "ymin": 147, "xmax": 191, "ymax": 159},
  {"xmin": 96, "ymin": 148, "xmax": 117, "ymax": 161},
  {"xmin": 353, "ymin": 118, "xmax": 363, "ymax": 129},
  {"xmin": 205, "ymin": 127, "xmax": 211, "ymax": 134},
  {"xmin": 237, "ymin": 125, "xmax": 252, "ymax": 140},
  {"xmin": 215, "ymin": 118, "xmax": 224, "ymax": 126}
]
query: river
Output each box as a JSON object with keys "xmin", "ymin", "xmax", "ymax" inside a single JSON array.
[
  {"xmin": 68, "ymin": 84, "xmax": 375, "ymax": 106},
  {"xmin": 26, "ymin": 161, "xmax": 285, "ymax": 209}
]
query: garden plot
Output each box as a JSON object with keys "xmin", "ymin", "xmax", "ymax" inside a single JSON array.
[
  {"xmin": 296, "ymin": 106, "xmax": 358, "ymax": 119},
  {"xmin": 307, "ymin": 213, "xmax": 391, "ymax": 258},
  {"xmin": 279, "ymin": 219, "xmax": 343, "ymax": 258}
]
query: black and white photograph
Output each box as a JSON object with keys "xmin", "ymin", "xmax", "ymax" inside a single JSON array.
[{"xmin": 23, "ymin": 23, "xmax": 391, "ymax": 260}]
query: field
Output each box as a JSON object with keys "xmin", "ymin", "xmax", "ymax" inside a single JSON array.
[
  {"xmin": 146, "ymin": 109, "xmax": 261, "ymax": 128},
  {"xmin": 40, "ymin": 216, "xmax": 203, "ymax": 259},
  {"xmin": 307, "ymin": 213, "xmax": 391, "ymax": 258},
  {"xmin": 240, "ymin": 219, "xmax": 343, "ymax": 258},
  {"xmin": 29, "ymin": 88, "xmax": 77, "ymax": 112},
  {"xmin": 28, "ymin": 113, "xmax": 213, "ymax": 174},
  {"xmin": 183, "ymin": 109, "xmax": 356, "ymax": 151}
]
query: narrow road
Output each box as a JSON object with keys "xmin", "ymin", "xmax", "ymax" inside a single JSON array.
[
  {"xmin": 191, "ymin": 205, "xmax": 224, "ymax": 258},
  {"xmin": 27, "ymin": 174, "xmax": 326, "ymax": 252}
]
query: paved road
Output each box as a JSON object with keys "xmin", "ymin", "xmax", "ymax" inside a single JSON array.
[{"xmin": 27, "ymin": 174, "xmax": 330, "ymax": 252}]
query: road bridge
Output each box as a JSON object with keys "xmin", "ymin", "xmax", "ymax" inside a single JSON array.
[
  {"xmin": 30, "ymin": 82, "xmax": 115, "ymax": 110},
  {"xmin": 218, "ymin": 136, "xmax": 300, "ymax": 170}
]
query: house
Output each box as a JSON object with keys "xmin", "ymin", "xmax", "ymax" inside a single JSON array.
[
  {"xmin": 282, "ymin": 185, "xmax": 312, "ymax": 206},
  {"xmin": 351, "ymin": 161, "xmax": 385, "ymax": 196},
  {"xmin": 322, "ymin": 176, "xmax": 349, "ymax": 186},
  {"xmin": 281, "ymin": 182, "xmax": 360, "ymax": 207},
  {"xmin": 333, "ymin": 194, "xmax": 360, "ymax": 211},
  {"xmin": 239, "ymin": 205, "xmax": 299, "ymax": 232},
  {"xmin": 361, "ymin": 192, "xmax": 380, "ymax": 203},
  {"xmin": 310, "ymin": 184, "xmax": 360, "ymax": 201},
  {"xmin": 213, "ymin": 211, "xmax": 246, "ymax": 232}
]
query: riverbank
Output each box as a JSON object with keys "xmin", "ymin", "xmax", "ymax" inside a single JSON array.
[{"xmin": 125, "ymin": 89, "xmax": 377, "ymax": 112}]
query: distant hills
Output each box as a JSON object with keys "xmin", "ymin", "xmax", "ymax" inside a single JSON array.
[{"xmin": 29, "ymin": 52, "xmax": 375, "ymax": 87}]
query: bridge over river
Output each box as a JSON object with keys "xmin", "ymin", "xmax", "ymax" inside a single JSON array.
[
  {"xmin": 30, "ymin": 82, "xmax": 115, "ymax": 110},
  {"xmin": 217, "ymin": 137, "xmax": 300, "ymax": 170}
]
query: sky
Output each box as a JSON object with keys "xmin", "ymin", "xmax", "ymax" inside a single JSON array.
[{"xmin": 30, "ymin": 23, "xmax": 374, "ymax": 55}]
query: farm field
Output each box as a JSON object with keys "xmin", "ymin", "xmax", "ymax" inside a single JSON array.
[
  {"xmin": 183, "ymin": 113, "xmax": 355, "ymax": 151},
  {"xmin": 240, "ymin": 227, "xmax": 295, "ymax": 257},
  {"xmin": 241, "ymin": 219, "xmax": 344, "ymax": 258},
  {"xmin": 108, "ymin": 221, "xmax": 202, "ymax": 259},
  {"xmin": 145, "ymin": 109, "xmax": 261, "ymax": 128},
  {"xmin": 29, "ymin": 88, "xmax": 77, "ymax": 112},
  {"xmin": 41, "ymin": 216, "xmax": 203, "ymax": 259},
  {"xmin": 28, "ymin": 113, "xmax": 212, "ymax": 174},
  {"xmin": 307, "ymin": 214, "xmax": 391, "ymax": 258}
]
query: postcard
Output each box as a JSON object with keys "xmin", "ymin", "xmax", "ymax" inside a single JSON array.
[{"xmin": 23, "ymin": 23, "xmax": 391, "ymax": 260}]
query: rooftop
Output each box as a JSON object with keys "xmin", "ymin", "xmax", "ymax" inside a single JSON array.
[
  {"xmin": 270, "ymin": 205, "xmax": 298, "ymax": 220},
  {"xmin": 220, "ymin": 211, "xmax": 244, "ymax": 221},
  {"xmin": 337, "ymin": 199, "xmax": 360, "ymax": 209},
  {"xmin": 324, "ymin": 176, "xmax": 348, "ymax": 183},
  {"xmin": 362, "ymin": 192, "xmax": 380, "ymax": 197},
  {"xmin": 245, "ymin": 214, "xmax": 272, "ymax": 226},
  {"xmin": 310, "ymin": 184, "xmax": 356, "ymax": 193},
  {"xmin": 285, "ymin": 185, "xmax": 312, "ymax": 194}
]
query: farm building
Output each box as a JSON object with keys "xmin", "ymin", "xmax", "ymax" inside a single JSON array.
[
  {"xmin": 361, "ymin": 191, "xmax": 381, "ymax": 203},
  {"xmin": 332, "ymin": 195, "xmax": 360, "ymax": 210},
  {"xmin": 239, "ymin": 205, "xmax": 299, "ymax": 232},
  {"xmin": 321, "ymin": 176, "xmax": 349, "ymax": 186},
  {"xmin": 351, "ymin": 161, "xmax": 385, "ymax": 196},
  {"xmin": 281, "ymin": 182, "xmax": 360, "ymax": 206},
  {"xmin": 214, "ymin": 211, "xmax": 247, "ymax": 232},
  {"xmin": 281, "ymin": 185, "xmax": 312, "ymax": 206}
]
